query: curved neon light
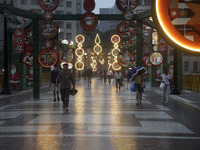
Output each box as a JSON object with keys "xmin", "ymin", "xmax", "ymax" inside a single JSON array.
[{"xmin": 155, "ymin": 0, "xmax": 200, "ymax": 52}]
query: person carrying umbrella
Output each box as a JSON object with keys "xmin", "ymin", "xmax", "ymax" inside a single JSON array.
[{"xmin": 128, "ymin": 67, "xmax": 147, "ymax": 105}]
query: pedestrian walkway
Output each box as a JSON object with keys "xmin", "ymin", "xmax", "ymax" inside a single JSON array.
[{"xmin": 0, "ymin": 78, "xmax": 200, "ymax": 150}]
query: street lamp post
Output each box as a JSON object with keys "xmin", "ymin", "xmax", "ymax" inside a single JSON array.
[{"xmin": 0, "ymin": 13, "xmax": 11, "ymax": 95}]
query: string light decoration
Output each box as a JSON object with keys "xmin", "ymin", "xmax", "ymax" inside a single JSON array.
[
  {"xmin": 90, "ymin": 55, "xmax": 97, "ymax": 72},
  {"xmin": 75, "ymin": 35, "xmax": 85, "ymax": 70},
  {"xmin": 99, "ymin": 53, "xmax": 105, "ymax": 65},
  {"xmin": 107, "ymin": 52, "xmax": 112, "ymax": 70},
  {"xmin": 93, "ymin": 34, "xmax": 102, "ymax": 55},
  {"xmin": 111, "ymin": 35, "xmax": 121, "ymax": 71}
]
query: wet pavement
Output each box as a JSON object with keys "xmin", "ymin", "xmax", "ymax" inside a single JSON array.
[{"xmin": 0, "ymin": 78, "xmax": 200, "ymax": 150}]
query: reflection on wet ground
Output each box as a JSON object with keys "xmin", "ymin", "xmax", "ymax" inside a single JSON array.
[{"xmin": 0, "ymin": 78, "xmax": 200, "ymax": 150}]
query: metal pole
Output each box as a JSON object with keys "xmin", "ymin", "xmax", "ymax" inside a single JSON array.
[
  {"xmin": 0, "ymin": 15, "xmax": 11, "ymax": 95},
  {"xmin": 171, "ymin": 49, "xmax": 181, "ymax": 94}
]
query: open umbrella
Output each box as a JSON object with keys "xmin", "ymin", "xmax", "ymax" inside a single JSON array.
[{"xmin": 127, "ymin": 67, "xmax": 147, "ymax": 81}]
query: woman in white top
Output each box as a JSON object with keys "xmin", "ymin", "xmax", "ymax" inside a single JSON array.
[{"xmin": 161, "ymin": 69, "xmax": 172, "ymax": 104}]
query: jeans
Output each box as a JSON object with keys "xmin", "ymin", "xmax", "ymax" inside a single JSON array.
[
  {"xmin": 116, "ymin": 79, "xmax": 121, "ymax": 90},
  {"xmin": 161, "ymin": 84, "xmax": 170, "ymax": 104}
]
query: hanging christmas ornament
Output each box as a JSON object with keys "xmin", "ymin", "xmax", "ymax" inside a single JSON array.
[
  {"xmin": 117, "ymin": 51, "xmax": 136, "ymax": 68},
  {"xmin": 38, "ymin": 20, "xmax": 58, "ymax": 40},
  {"xmin": 116, "ymin": 0, "xmax": 139, "ymax": 11},
  {"xmin": 149, "ymin": 52, "xmax": 163, "ymax": 66},
  {"xmin": 43, "ymin": 11, "xmax": 54, "ymax": 20},
  {"xmin": 81, "ymin": 0, "xmax": 98, "ymax": 34},
  {"xmin": 38, "ymin": 0, "xmax": 59, "ymax": 11},
  {"xmin": 117, "ymin": 20, "xmax": 137, "ymax": 40},
  {"xmin": 38, "ymin": 49, "xmax": 58, "ymax": 68}
]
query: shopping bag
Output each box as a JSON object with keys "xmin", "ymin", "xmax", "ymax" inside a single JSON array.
[
  {"xmin": 130, "ymin": 82, "xmax": 135, "ymax": 92},
  {"xmin": 159, "ymin": 82, "xmax": 165, "ymax": 89},
  {"xmin": 120, "ymin": 80, "xmax": 125, "ymax": 86}
]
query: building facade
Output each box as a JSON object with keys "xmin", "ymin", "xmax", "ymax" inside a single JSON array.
[{"xmin": 13, "ymin": 0, "xmax": 83, "ymax": 42}]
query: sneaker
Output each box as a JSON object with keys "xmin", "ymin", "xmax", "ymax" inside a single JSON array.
[
  {"xmin": 57, "ymin": 97, "xmax": 60, "ymax": 101},
  {"xmin": 65, "ymin": 108, "xmax": 69, "ymax": 111},
  {"xmin": 53, "ymin": 98, "xmax": 56, "ymax": 102}
]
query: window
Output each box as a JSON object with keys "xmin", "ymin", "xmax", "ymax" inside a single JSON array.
[
  {"xmin": 21, "ymin": 0, "xmax": 27, "ymax": 5},
  {"xmin": 169, "ymin": 50, "xmax": 174, "ymax": 55},
  {"xmin": 77, "ymin": 3, "xmax": 80, "ymax": 9},
  {"xmin": 193, "ymin": 61, "xmax": 198, "ymax": 73},
  {"xmin": 66, "ymin": 33, "xmax": 72, "ymax": 39},
  {"xmin": 184, "ymin": 61, "xmax": 189, "ymax": 72},
  {"xmin": 66, "ymin": 23, "xmax": 72, "ymax": 29},
  {"xmin": 66, "ymin": 1, "xmax": 72, "ymax": 8},
  {"xmin": 56, "ymin": 21, "xmax": 64, "ymax": 28},
  {"xmin": 55, "ymin": 10, "xmax": 64, "ymax": 14},
  {"xmin": 138, "ymin": 0, "xmax": 142, "ymax": 6},
  {"xmin": 59, "ymin": 0, "xmax": 63, "ymax": 6},
  {"xmin": 144, "ymin": 0, "xmax": 151, "ymax": 6},
  {"xmin": 59, "ymin": 32, "xmax": 64, "ymax": 39},
  {"xmin": 31, "ymin": 0, "xmax": 38, "ymax": 5}
]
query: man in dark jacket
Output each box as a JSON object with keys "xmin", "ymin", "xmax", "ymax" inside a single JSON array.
[{"xmin": 56, "ymin": 63, "xmax": 75, "ymax": 111}]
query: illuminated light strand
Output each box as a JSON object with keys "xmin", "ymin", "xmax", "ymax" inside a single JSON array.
[
  {"xmin": 155, "ymin": 0, "xmax": 200, "ymax": 52},
  {"xmin": 75, "ymin": 35, "xmax": 85, "ymax": 70},
  {"xmin": 111, "ymin": 35, "xmax": 121, "ymax": 71},
  {"xmin": 90, "ymin": 56, "xmax": 97, "ymax": 72},
  {"xmin": 99, "ymin": 53, "xmax": 105, "ymax": 65},
  {"xmin": 93, "ymin": 34, "xmax": 102, "ymax": 55},
  {"xmin": 107, "ymin": 53, "xmax": 112, "ymax": 70}
]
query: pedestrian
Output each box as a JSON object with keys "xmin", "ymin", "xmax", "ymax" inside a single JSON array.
[
  {"xmin": 56, "ymin": 63, "xmax": 75, "ymax": 111},
  {"xmin": 114, "ymin": 70, "xmax": 122, "ymax": 91},
  {"xmin": 49, "ymin": 66, "xmax": 59, "ymax": 102},
  {"xmin": 161, "ymin": 69, "xmax": 172, "ymax": 105},
  {"xmin": 100, "ymin": 71, "xmax": 103, "ymax": 83},
  {"xmin": 107, "ymin": 69, "xmax": 113, "ymax": 85},
  {"xmin": 86, "ymin": 66, "xmax": 93, "ymax": 87},
  {"xmin": 103, "ymin": 70, "xmax": 107, "ymax": 84},
  {"xmin": 133, "ymin": 70, "xmax": 145, "ymax": 105}
]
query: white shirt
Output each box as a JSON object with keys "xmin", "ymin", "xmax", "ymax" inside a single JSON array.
[
  {"xmin": 107, "ymin": 70, "xmax": 113, "ymax": 76},
  {"xmin": 161, "ymin": 74, "xmax": 172, "ymax": 85},
  {"xmin": 114, "ymin": 72, "xmax": 122, "ymax": 79}
]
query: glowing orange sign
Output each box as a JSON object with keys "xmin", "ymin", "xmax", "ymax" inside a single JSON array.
[{"xmin": 152, "ymin": 0, "xmax": 200, "ymax": 53}]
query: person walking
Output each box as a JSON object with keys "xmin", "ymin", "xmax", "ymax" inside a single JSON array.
[
  {"xmin": 103, "ymin": 70, "xmax": 107, "ymax": 84},
  {"xmin": 107, "ymin": 69, "xmax": 113, "ymax": 85},
  {"xmin": 86, "ymin": 66, "xmax": 93, "ymax": 87},
  {"xmin": 161, "ymin": 69, "xmax": 172, "ymax": 105},
  {"xmin": 56, "ymin": 63, "xmax": 75, "ymax": 111},
  {"xmin": 50, "ymin": 66, "xmax": 59, "ymax": 102},
  {"xmin": 133, "ymin": 71, "xmax": 145, "ymax": 105},
  {"xmin": 114, "ymin": 70, "xmax": 122, "ymax": 91}
]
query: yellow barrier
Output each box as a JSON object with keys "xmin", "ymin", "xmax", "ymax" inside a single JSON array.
[
  {"xmin": 41, "ymin": 73, "xmax": 50, "ymax": 83},
  {"xmin": 182, "ymin": 74, "xmax": 200, "ymax": 92}
]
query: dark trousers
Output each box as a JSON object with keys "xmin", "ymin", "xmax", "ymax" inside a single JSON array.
[
  {"xmin": 60, "ymin": 89, "xmax": 70, "ymax": 107},
  {"xmin": 116, "ymin": 79, "xmax": 121, "ymax": 90},
  {"xmin": 108, "ymin": 76, "xmax": 111, "ymax": 84}
]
